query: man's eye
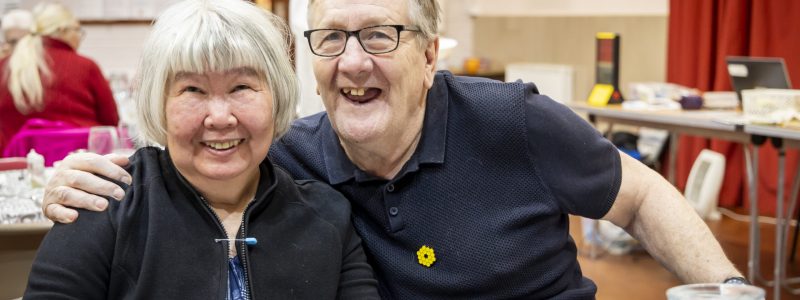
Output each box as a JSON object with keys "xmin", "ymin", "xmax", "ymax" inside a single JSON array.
[
  {"xmin": 322, "ymin": 32, "xmax": 344, "ymax": 42},
  {"xmin": 365, "ymin": 31, "xmax": 391, "ymax": 40}
]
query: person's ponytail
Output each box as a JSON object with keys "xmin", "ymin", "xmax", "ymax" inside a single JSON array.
[{"xmin": 6, "ymin": 32, "xmax": 50, "ymax": 114}]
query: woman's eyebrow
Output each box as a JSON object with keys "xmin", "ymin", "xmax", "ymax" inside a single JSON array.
[
  {"xmin": 228, "ymin": 67, "xmax": 259, "ymax": 78},
  {"xmin": 172, "ymin": 71, "xmax": 199, "ymax": 82}
]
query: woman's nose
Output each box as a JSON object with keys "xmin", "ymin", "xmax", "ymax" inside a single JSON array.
[{"xmin": 203, "ymin": 98, "xmax": 237, "ymax": 129}]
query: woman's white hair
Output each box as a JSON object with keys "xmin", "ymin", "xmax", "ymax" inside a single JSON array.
[
  {"xmin": 135, "ymin": 0, "xmax": 298, "ymax": 146},
  {"xmin": 1, "ymin": 9, "xmax": 34, "ymax": 31},
  {"xmin": 4, "ymin": 3, "xmax": 75, "ymax": 114}
]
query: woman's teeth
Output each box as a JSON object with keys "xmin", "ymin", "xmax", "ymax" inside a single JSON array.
[
  {"xmin": 205, "ymin": 140, "xmax": 241, "ymax": 150},
  {"xmin": 342, "ymin": 87, "xmax": 365, "ymax": 96}
]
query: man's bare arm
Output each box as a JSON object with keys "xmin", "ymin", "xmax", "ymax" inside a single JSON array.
[{"xmin": 602, "ymin": 152, "xmax": 742, "ymax": 283}]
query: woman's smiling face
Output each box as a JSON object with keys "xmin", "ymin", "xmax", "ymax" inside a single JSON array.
[{"xmin": 164, "ymin": 67, "xmax": 274, "ymax": 185}]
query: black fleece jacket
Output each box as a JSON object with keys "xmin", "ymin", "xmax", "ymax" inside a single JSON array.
[{"xmin": 24, "ymin": 147, "xmax": 378, "ymax": 299}]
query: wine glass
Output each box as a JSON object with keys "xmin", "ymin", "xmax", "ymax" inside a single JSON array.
[
  {"xmin": 87, "ymin": 126, "xmax": 119, "ymax": 155},
  {"xmin": 114, "ymin": 123, "xmax": 137, "ymax": 156}
]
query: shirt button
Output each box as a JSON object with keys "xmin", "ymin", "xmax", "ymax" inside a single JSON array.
[
  {"xmin": 386, "ymin": 184, "xmax": 396, "ymax": 192},
  {"xmin": 389, "ymin": 206, "xmax": 399, "ymax": 216}
]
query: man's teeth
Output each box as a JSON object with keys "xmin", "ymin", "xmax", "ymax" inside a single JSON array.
[
  {"xmin": 205, "ymin": 140, "xmax": 241, "ymax": 150},
  {"xmin": 342, "ymin": 88, "xmax": 365, "ymax": 96}
]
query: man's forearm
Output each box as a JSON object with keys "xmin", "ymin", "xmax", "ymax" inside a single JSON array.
[{"xmin": 626, "ymin": 176, "xmax": 742, "ymax": 283}]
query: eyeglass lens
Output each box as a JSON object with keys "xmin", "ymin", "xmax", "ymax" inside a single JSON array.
[{"xmin": 309, "ymin": 26, "xmax": 399, "ymax": 56}]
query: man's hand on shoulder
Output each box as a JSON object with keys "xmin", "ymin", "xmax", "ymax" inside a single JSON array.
[{"xmin": 43, "ymin": 152, "xmax": 132, "ymax": 223}]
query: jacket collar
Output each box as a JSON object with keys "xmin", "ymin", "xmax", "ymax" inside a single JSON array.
[
  {"xmin": 163, "ymin": 149, "xmax": 279, "ymax": 214},
  {"xmin": 42, "ymin": 36, "xmax": 75, "ymax": 51}
]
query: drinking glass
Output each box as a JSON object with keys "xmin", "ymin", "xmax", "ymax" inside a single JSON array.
[
  {"xmin": 88, "ymin": 126, "xmax": 119, "ymax": 155},
  {"xmin": 667, "ymin": 283, "xmax": 765, "ymax": 300},
  {"xmin": 114, "ymin": 123, "xmax": 137, "ymax": 156}
]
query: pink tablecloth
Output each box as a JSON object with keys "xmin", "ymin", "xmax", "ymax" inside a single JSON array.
[{"xmin": 2, "ymin": 119, "xmax": 89, "ymax": 166}]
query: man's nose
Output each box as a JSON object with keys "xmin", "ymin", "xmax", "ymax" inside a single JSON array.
[{"xmin": 337, "ymin": 35, "xmax": 373, "ymax": 79}]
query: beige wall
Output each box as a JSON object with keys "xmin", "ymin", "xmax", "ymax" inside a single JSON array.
[
  {"xmin": 439, "ymin": 0, "xmax": 669, "ymax": 67},
  {"xmin": 472, "ymin": 16, "xmax": 668, "ymax": 102}
]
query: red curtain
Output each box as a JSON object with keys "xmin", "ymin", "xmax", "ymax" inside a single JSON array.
[{"xmin": 667, "ymin": 0, "xmax": 800, "ymax": 216}]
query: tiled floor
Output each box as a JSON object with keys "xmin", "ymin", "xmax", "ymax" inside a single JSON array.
[{"xmin": 571, "ymin": 211, "xmax": 800, "ymax": 299}]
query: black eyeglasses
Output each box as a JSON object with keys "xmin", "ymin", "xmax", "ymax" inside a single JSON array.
[{"xmin": 303, "ymin": 25, "xmax": 421, "ymax": 57}]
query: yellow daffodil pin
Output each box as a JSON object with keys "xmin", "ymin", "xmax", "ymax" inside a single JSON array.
[{"xmin": 417, "ymin": 245, "xmax": 436, "ymax": 267}]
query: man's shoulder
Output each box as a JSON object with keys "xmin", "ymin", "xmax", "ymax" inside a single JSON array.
[
  {"xmin": 277, "ymin": 111, "xmax": 329, "ymax": 148},
  {"xmin": 438, "ymin": 70, "xmax": 540, "ymax": 98},
  {"xmin": 271, "ymin": 113, "xmax": 326, "ymax": 157},
  {"xmin": 292, "ymin": 111, "xmax": 329, "ymax": 130}
]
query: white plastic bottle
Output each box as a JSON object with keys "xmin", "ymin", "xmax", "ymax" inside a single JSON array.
[{"xmin": 26, "ymin": 149, "xmax": 45, "ymax": 188}]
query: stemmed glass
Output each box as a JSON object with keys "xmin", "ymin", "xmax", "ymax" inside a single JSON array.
[{"xmin": 88, "ymin": 126, "xmax": 119, "ymax": 155}]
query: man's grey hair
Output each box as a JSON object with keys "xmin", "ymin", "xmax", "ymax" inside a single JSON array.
[
  {"xmin": 135, "ymin": 0, "xmax": 298, "ymax": 146},
  {"xmin": 307, "ymin": 0, "xmax": 441, "ymax": 46}
]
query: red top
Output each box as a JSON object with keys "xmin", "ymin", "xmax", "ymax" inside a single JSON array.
[{"xmin": 0, "ymin": 37, "xmax": 119, "ymax": 152}]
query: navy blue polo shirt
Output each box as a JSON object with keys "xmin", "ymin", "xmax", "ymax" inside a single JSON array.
[{"xmin": 270, "ymin": 71, "xmax": 621, "ymax": 299}]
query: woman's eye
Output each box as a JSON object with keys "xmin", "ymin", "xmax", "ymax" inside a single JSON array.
[
  {"xmin": 232, "ymin": 85, "xmax": 251, "ymax": 92},
  {"xmin": 183, "ymin": 86, "xmax": 203, "ymax": 93}
]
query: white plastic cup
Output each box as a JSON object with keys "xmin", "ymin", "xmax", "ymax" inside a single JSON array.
[{"xmin": 667, "ymin": 283, "xmax": 765, "ymax": 300}]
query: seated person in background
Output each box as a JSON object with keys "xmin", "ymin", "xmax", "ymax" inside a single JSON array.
[
  {"xmin": 1, "ymin": 9, "xmax": 33, "ymax": 58},
  {"xmin": 23, "ymin": 0, "xmax": 377, "ymax": 299},
  {"xmin": 0, "ymin": 3, "xmax": 118, "ymax": 153}
]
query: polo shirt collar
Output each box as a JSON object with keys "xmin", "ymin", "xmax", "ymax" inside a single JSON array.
[{"xmin": 322, "ymin": 71, "xmax": 450, "ymax": 184}]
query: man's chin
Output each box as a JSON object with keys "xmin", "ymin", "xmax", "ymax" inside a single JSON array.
[
  {"xmin": 329, "ymin": 114, "xmax": 383, "ymax": 141},
  {"xmin": 335, "ymin": 125, "xmax": 386, "ymax": 146}
]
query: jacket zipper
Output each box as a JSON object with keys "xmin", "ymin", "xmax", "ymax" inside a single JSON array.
[
  {"xmin": 238, "ymin": 200, "xmax": 256, "ymax": 300},
  {"xmin": 198, "ymin": 195, "xmax": 255, "ymax": 300}
]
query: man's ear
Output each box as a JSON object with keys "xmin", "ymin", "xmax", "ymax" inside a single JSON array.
[{"xmin": 423, "ymin": 37, "xmax": 439, "ymax": 89}]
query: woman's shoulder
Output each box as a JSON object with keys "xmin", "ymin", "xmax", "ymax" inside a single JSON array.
[
  {"xmin": 109, "ymin": 147, "xmax": 167, "ymax": 208},
  {"xmin": 272, "ymin": 166, "xmax": 352, "ymax": 227},
  {"xmin": 124, "ymin": 147, "xmax": 167, "ymax": 175}
]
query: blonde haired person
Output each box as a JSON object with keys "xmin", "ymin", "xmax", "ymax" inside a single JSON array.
[
  {"xmin": 24, "ymin": 0, "xmax": 378, "ymax": 298},
  {"xmin": 0, "ymin": 3, "xmax": 118, "ymax": 152},
  {"xmin": 1, "ymin": 9, "xmax": 34, "ymax": 57}
]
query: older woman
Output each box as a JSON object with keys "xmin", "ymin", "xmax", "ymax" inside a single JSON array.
[
  {"xmin": 23, "ymin": 0, "xmax": 377, "ymax": 299},
  {"xmin": 0, "ymin": 3, "xmax": 118, "ymax": 152},
  {"xmin": 1, "ymin": 9, "xmax": 33, "ymax": 57}
]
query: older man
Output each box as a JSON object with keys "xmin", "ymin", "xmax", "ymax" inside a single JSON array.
[{"xmin": 43, "ymin": 0, "xmax": 743, "ymax": 298}]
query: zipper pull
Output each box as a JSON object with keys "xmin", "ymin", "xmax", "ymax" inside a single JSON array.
[{"xmin": 214, "ymin": 237, "xmax": 258, "ymax": 246}]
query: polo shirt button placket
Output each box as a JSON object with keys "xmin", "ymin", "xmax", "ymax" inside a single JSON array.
[{"xmin": 384, "ymin": 183, "xmax": 404, "ymax": 232}]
